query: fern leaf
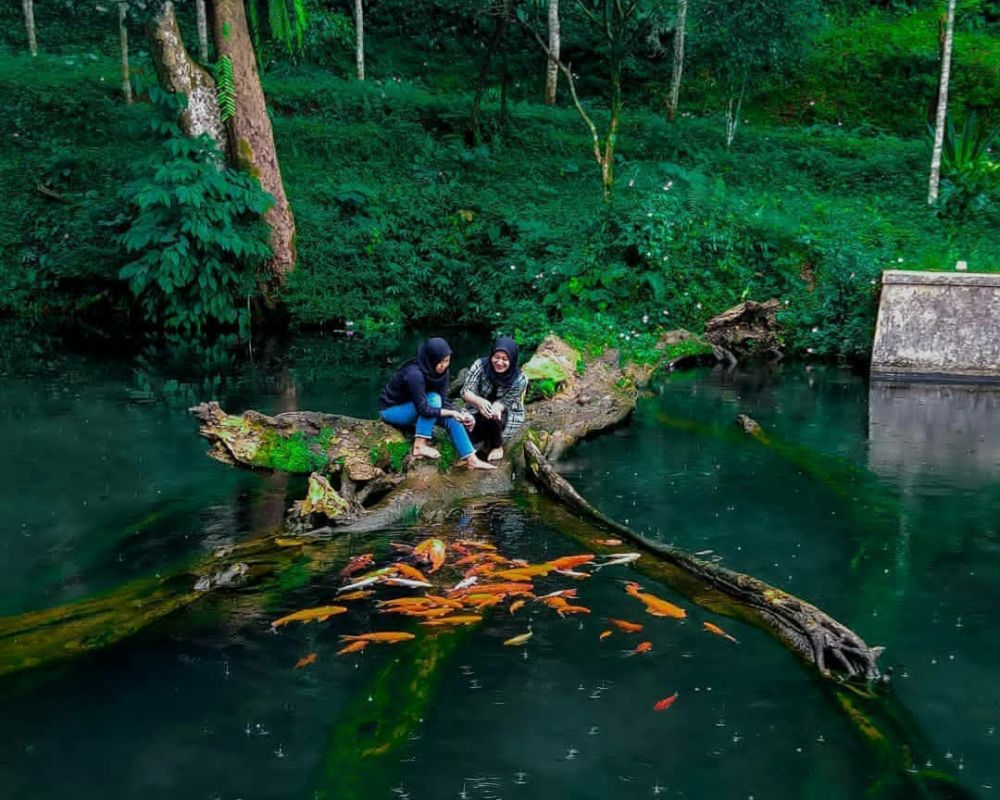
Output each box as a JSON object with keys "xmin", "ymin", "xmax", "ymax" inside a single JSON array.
[{"xmin": 215, "ymin": 55, "xmax": 237, "ymax": 123}]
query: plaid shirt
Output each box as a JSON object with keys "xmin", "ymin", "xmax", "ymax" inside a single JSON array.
[{"xmin": 461, "ymin": 358, "xmax": 529, "ymax": 442}]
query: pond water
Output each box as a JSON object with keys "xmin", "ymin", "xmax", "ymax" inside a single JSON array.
[{"xmin": 1, "ymin": 328, "xmax": 997, "ymax": 800}]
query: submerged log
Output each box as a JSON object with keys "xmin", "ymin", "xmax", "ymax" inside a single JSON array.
[{"xmin": 523, "ymin": 439, "xmax": 884, "ymax": 681}]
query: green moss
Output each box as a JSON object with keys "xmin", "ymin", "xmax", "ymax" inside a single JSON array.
[
  {"xmin": 662, "ymin": 339, "xmax": 715, "ymax": 361},
  {"xmin": 369, "ymin": 440, "xmax": 411, "ymax": 473},
  {"xmin": 437, "ymin": 440, "xmax": 459, "ymax": 473},
  {"xmin": 254, "ymin": 429, "xmax": 329, "ymax": 473},
  {"xmin": 527, "ymin": 378, "xmax": 558, "ymax": 402}
]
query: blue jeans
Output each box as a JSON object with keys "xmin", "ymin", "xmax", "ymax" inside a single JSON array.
[{"xmin": 379, "ymin": 392, "xmax": 475, "ymax": 459}]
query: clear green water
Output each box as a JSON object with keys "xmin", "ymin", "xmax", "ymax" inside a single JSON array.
[{"xmin": 1, "ymin": 331, "xmax": 997, "ymax": 799}]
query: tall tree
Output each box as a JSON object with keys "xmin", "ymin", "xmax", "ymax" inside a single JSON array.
[
  {"xmin": 119, "ymin": 2, "xmax": 133, "ymax": 104},
  {"xmin": 195, "ymin": 0, "xmax": 210, "ymax": 61},
  {"xmin": 354, "ymin": 0, "xmax": 365, "ymax": 79},
  {"xmin": 472, "ymin": 0, "xmax": 514, "ymax": 143},
  {"xmin": 665, "ymin": 0, "xmax": 688, "ymax": 121},
  {"xmin": 213, "ymin": 0, "xmax": 297, "ymax": 280},
  {"xmin": 22, "ymin": 0, "xmax": 38, "ymax": 56},
  {"xmin": 544, "ymin": 0, "xmax": 559, "ymax": 104},
  {"xmin": 149, "ymin": 1, "xmax": 228, "ymax": 154},
  {"xmin": 520, "ymin": 0, "xmax": 668, "ymax": 200},
  {"xmin": 928, "ymin": 0, "xmax": 957, "ymax": 205}
]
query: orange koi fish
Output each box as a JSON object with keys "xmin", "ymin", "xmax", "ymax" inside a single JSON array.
[
  {"xmin": 543, "ymin": 596, "xmax": 590, "ymax": 617},
  {"xmin": 340, "ymin": 554, "xmax": 374, "ymax": 578},
  {"xmin": 630, "ymin": 641, "xmax": 653, "ymax": 655},
  {"xmin": 271, "ymin": 605, "xmax": 348, "ymax": 628},
  {"xmin": 653, "ymin": 692, "xmax": 679, "ymax": 712},
  {"xmin": 554, "ymin": 568, "xmax": 590, "ymax": 580},
  {"xmin": 546, "ymin": 554, "xmax": 595, "ymax": 571},
  {"xmin": 599, "ymin": 629, "xmax": 613, "ymax": 641},
  {"xmin": 625, "ymin": 583, "xmax": 686, "ymax": 619},
  {"xmin": 609, "ymin": 618, "xmax": 643, "ymax": 633},
  {"xmin": 338, "ymin": 590, "xmax": 375, "ymax": 601},
  {"xmin": 339, "ymin": 632, "xmax": 415, "ymax": 644},
  {"xmin": 509, "ymin": 599, "xmax": 527, "ymax": 615},
  {"xmin": 377, "ymin": 597, "xmax": 435, "ymax": 608},
  {"xmin": 451, "ymin": 582, "xmax": 533, "ymax": 598},
  {"xmin": 470, "ymin": 594, "xmax": 504, "ymax": 610},
  {"xmin": 413, "ymin": 538, "xmax": 447, "ymax": 572},
  {"xmin": 394, "ymin": 563, "xmax": 430, "ymax": 583},
  {"xmin": 336, "ymin": 640, "xmax": 369, "ymax": 656},
  {"xmin": 294, "ymin": 652, "xmax": 318, "ymax": 669},
  {"xmin": 457, "ymin": 540, "xmax": 497, "ymax": 551},
  {"xmin": 426, "ymin": 594, "xmax": 463, "ymax": 609},
  {"xmin": 492, "ymin": 564, "xmax": 552, "ymax": 581},
  {"xmin": 703, "ymin": 621, "xmax": 740, "ymax": 644},
  {"xmin": 419, "ymin": 615, "xmax": 483, "ymax": 626},
  {"xmin": 537, "ymin": 588, "xmax": 578, "ymax": 600}
]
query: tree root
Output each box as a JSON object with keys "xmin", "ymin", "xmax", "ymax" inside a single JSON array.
[{"xmin": 523, "ymin": 439, "xmax": 884, "ymax": 682}]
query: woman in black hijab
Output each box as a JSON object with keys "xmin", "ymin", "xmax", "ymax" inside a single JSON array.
[
  {"xmin": 379, "ymin": 337, "xmax": 496, "ymax": 469},
  {"xmin": 460, "ymin": 336, "xmax": 529, "ymax": 462}
]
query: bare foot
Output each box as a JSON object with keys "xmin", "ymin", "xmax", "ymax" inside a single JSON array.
[
  {"xmin": 465, "ymin": 453, "xmax": 497, "ymax": 470},
  {"xmin": 412, "ymin": 439, "xmax": 441, "ymax": 459},
  {"xmin": 487, "ymin": 447, "xmax": 504, "ymax": 462}
]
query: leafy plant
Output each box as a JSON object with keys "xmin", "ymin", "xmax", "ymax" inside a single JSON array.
[
  {"xmin": 934, "ymin": 112, "xmax": 1000, "ymax": 219},
  {"xmin": 118, "ymin": 89, "xmax": 273, "ymax": 335},
  {"xmin": 215, "ymin": 55, "xmax": 237, "ymax": 123}
]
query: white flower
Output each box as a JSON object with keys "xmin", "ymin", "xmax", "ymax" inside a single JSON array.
[
  {"xmin": 642, "ymin": 315, "xmax": 649, "ymax": 324},
  {"xmin": 628, "ymin": 179, "xmax": 635, "ymax": 188},
  {"xmin": 897, "ymin": 257, "xmax": 904, "ymax": 263},
  {"xmin": 647, "ymin": 212, "xmax": 653, "ymax": 218},
  {"xmin": 662, "ymin": 310, "xmax": 670, "ymax": 316},
  {"xmin": 807, "ymin": 347, "xmax": 815, "ymax": 354},
  {"xmin": 811, "ymin": 327, "xmax": 818, "ymax": 333},
  {"xmin": 346, "ymin": 320, "xmax": 354, "ymax": 327},
  {"xmin": 510, "ymin": 265, "xmax": 516, "ymax": 270},
  {"xmin": 696, "ymin": 302, "xmax": 702, "ymax": 310}
]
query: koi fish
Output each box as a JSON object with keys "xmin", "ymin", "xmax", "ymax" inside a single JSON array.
[
  {"xmin": 340, "ymin": 553, "xmax": 374, "ymax": 578},
  {"xmin": 509, "ymin": 599, "xmax": 527, "ymax": 615},
  {"xmin": 543, "ymin": 596, "xmax": 590, "ymax": 617},
  {"xmin": 554, "ymin": 568, "xmax": 591, "ymax": 580},
  {"xmin": 503, "ymin": 630, "xmax": 533, "ymax": 646},
  {"xmin": 596, "ymin": 538, "xmax": 623, "ymax": 546},
  {"xmin": 271, "ymin": 605, "xmax": 348, "ymax": 628},
  {"xmin": 457, "ymin": 540, "xmax": 497, "ymax": 551},
  {"xmin": 394, "ymin": 563, "xmax": 430, "ymax": 583},
  {"xmin": 629, "ymin": 641, "xmax": 653, "ymax": 656},
  {"xmin": 470, "ymin": 594, "xmax": 504, "ymax": 610},
  {"xmin": 384, "ymin": 577, "xmax": 433, "ymax": 589},
  {"xmin": 451, "ymin": 582, "xmax": 533, "ymax": 598},
  {"xmin": 336, "ymin": 640, "xmax": 369, "ymax": 656},
  {"xmin": 591, "ymin": 553, "xmax": 641, "ymax": 571},
  {"xmin": 653, "ymin": 692, "xmax": 679, "ymax": 712},
  {"xmin": 599, "ymin": 629, "xmax": 613, "ymax": 641},
  {"xmin": 492, "ymin": 565, "xmax": 552, "ymax": 581},
  {"xmin": 294, "ymin": 652, "xmax": 317, "ymax": 669},
  {"xmin": 537, "ymin": 588, "xmax": 578, "ymax": 600},
  {"xmin": 413, "ymin": 538, "xmax": 447, "ymax": 572},
  {"xmin": 546, "ymin": 554, "xmax": 595, "ymax": 571},
  {"xmin": 339, "ymin": 632, "xmax": 415, "ymax": 644},
  {"xmin": 450, "ymin": 576, "xmax": 478, "ymax": 592},
  {"xmin": 338, "ymin": 590, "xmax": 375, "ymax": 601},
  {"xmin": 703, "ymin": 621, "xmax": 740, "ymax": 644},
  {"xmin": 337, "ymin": 576, "xmax": 385, "ymax": 593},
  {"xmin": 609, "ymin": 618, "xmax": 643, "ymax": 633},
  {"xmin": 419, "ymin": 615, "xmax": 483, "ymax": 626},
  {"xmin": 377, "ymin": 597, "xmax": 435, "ymax": 608},
  {"xmin": 625, "ymin": 582, "xmax": 687, "ymax": 619},
  {"xmin": 425, "ymin": 594, "xmax": 463, "ymax": 609}
]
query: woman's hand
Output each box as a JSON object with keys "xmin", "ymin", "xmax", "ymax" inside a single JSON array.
[{"xmin": 473, "ymin": 397, "xmax": 496, "ymax": 419}]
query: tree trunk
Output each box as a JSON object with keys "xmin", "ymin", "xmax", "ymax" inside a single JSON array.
[
  {"xmin": 666, "ymin": 0, "xmax": 688, "ymax": 121},
  {"xmin": 602, "ymin": 55, "xmax": 622, "ymax": 201},
  {"xmin": 472, "ymin": 9, "xmax": 509, "ymax": 144},
  {"xmin": 354, "ymin": 0, "xmax": 365, "ymax": 80},
  {"xmin": 212, "ymin": 0, "xmax": 297, "ymax": 281},
  {"xmin": 22, "ymin": 0, "xmax": 37, "ymax": 56},
  {"xmin": 195, "ymin": 0, "xmax": 209, "ymax": 61},
  {"xmin": 148, "ymin": 1, "xmax": 228, "ymax": 155},
  {"xmin": 119, "ymin": 3, "xmax": 132, "ymax": 104},
  {"xmin": 544, "ymin": 0, "xmax": 559, "ymax": 104},
  {"xmin": 928, "ymin": 0, "xmax": 957, "ymax": 205}
]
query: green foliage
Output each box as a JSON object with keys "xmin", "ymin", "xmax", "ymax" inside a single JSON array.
[
  {"xmin": 370, "ymin": 440, "xmax": 411, "ymax": 473},
  {"xmin": 215, "ymin": 55, "xmax": 237, "ymax": 122},
  {"xmin": 255, "ymin": 429, "xmax": 330, "ymax": 472},
  {"xmin": 118, "ymin": 89, "xmax": 272, "ymax": 335},
  {"xmin": 935, "ymin": 112, "xmax": 1000, "ymax": 219},
  {"xmin": 248, "ymin": 0, "xmax": 309, "ymax": 55}
]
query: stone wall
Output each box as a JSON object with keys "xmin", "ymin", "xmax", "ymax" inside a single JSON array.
[{"xmin": 871, "ymin": 270, "xmax": 1000, "ymax": 379}]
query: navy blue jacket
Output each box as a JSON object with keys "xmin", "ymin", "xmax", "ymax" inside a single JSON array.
[{"xmin": 378, "ymin": 361, "xmax": 454, "ymax": 420}]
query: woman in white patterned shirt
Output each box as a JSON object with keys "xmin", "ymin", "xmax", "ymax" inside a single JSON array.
[{"xmin": 461, "ymin": 336, "xmax": 529, "ymax": 462}]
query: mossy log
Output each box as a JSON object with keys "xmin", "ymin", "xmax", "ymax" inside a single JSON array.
[{"xmin": 523, "ymin": 439, "xmax": 884, "ymax": 681}]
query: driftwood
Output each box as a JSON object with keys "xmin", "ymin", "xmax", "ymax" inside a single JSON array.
[
  {"xmin": 704, "ymin": 298, "xmax": 783, "ymax": 359},
  {"xmin": 523, "ymin": 440, "xmax": 884, "ymax": 680}
]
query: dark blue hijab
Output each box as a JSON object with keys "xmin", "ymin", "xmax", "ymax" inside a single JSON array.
[
  {"xmin": 412, "ymin": 337, "xmax": 452, "ymax": 393},
  {"xmin": 481, "ymin": 336, "xmax": 520, "ymax": 388}
]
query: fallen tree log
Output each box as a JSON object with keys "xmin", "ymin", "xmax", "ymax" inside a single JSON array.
[{"xmin": 523, "ymin": 439, "xmax": 884, "ymax": 681}]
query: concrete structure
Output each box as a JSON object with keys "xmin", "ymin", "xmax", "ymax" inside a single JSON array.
[{"xmin": 871, "ymin": 270, "xmax": 1000, "ymax": 379}]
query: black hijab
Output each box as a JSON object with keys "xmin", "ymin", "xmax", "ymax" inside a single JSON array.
[
  {"xmin": 482, "ymin": 336, "xmax": 520, "ymax": 388},
  {"xmin": 412, "ymin": 337, "xmax": 452, "ymax": 391}
]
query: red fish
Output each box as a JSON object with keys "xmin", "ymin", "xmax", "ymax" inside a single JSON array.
[
  {"xmin": 703, "ymin": 621, "xmax": 740, "ymax": 644},
  {"xmin": 546, "ymin": 554, "xmax": 595, "ymax": 571},
  {"xmin": 294, "ymin": 652, "xmax": 317, "ymax": 669},
  {"xmin": 609, "ymin": 618, "xmax": 643, "ymax": 634},
  {"xmin": 340, "ymin": 553, "xmax": 374, "ymax": 578},
  {"xmin": 631, "ymin": 641, "xmax": 652, "ymax": 655},
  {"xmin": 653, "ymin": 692, "xmax": 679, "ymax": 712},
  {"xmin": 599, "ymin": 629, "xmax": 613, "ymax": 641}
]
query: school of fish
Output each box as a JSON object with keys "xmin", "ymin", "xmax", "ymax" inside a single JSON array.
[{"xmin": 270, "ymin": 535, "xmax": 743, "ymax": 714}]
